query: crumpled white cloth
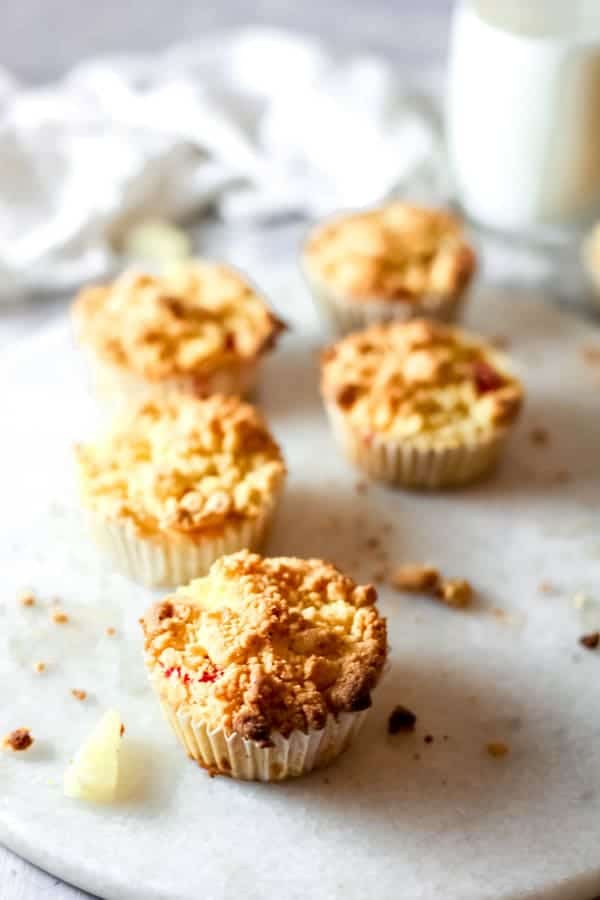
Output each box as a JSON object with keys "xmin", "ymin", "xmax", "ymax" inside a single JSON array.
[{"xmin": 0, "ymin": 27, "xmax": 446, "ymax": 301}]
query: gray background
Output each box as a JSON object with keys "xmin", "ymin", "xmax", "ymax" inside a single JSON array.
[{"xmin": 0, "ymin": 2, "xmax": 453, "ymax": 899}]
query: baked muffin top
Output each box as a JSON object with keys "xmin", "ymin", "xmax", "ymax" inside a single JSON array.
[
  {"xmin": 321, "ymin": 319, "xmax": 523, "ymax": 446},
  {"xmin": 304, "ymin": 202, "xmax": 476, "ymax": 303},
  {"xmin": 76, "ymin": 395, "xmax": 285, "ymax": 536},
  {"xmin": 141, "ymin": 550, "xmax": 387, "ymax": 740},
  {"xmin": 72, "ymin": 263, "xmax": 285, "ymax": 380}
]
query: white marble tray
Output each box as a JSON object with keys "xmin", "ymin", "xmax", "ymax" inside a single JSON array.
[{"xmin": 1, "ymin": 277, "xmax": 600, "ymax": 900}]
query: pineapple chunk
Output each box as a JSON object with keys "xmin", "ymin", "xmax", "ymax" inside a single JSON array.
[
  {"xmin": 64, "ymin": 709, "xmax": 123, "ymax": 803},
  {"xmin": 122, "ymin": 219, "xmax": 191, "ymax": 264}
]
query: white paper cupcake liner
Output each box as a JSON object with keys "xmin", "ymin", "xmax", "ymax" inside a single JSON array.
[
  {"xmin": 324, "ymin": 402, "xmax": 507, "ymax": 489},
  {"xmin": 83, "ymin": 350, "xmax": 261, "ymax": 414},
  {"xmin": 83, "ymin": 498, "xmax": 279, "ymax": 587},
  {"xmin": 158, "ymin": 698, "xmax": 369, "ymax": 781},
  {"xmin": 302, "ymin": 264, "xmax": 469, "ymax": 335}
]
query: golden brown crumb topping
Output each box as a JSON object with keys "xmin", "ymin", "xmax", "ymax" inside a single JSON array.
[
  {"xmin": 3, "ymin": 728, "xmax": 33, "ymax": 752},
  {"xmin": 321, "ymin": 319, "xmax": 523, "ymax": 445},
  {"xmin": 141, "ymin": 550, "xmax": 387, "ymax": 739},
  {"xmin": 72, "ymin": 263, "xmax": 285, "ymax": 380},
  {"xmin": 304, "ymin": 203, "xmax": 476, "ymax": 303},
  {"xmin": 76, "ymin": 395, "xmax": 285, "ymax": 536}
]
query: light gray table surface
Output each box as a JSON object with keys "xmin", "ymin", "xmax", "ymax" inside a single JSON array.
[{"xmin": 3, "ymin": 3, "xmax": 595, "ymax": 899}]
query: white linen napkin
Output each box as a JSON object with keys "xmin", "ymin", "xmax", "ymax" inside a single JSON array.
[{"xmin": 0, "ymin": 27, "xmax": 445, "ymax": 301}]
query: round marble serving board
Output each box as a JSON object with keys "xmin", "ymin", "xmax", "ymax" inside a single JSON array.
[{"xmin": 1, "ymin": 276, "xmax": 600, "ymax": 900}]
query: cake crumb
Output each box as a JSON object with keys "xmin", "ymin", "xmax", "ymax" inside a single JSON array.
[
  {"xmin": 3, "ymin": 728, "xmax": 34, "ymax": 752},
  {"xmin": 530, "ymin": 426, "xmax": 549, "ymax": 447},
  {"xmin": 71, "ymin": 689, "xmax": 87, "ymax": 701},
  {"xmin": 579, "ymin": 632, "xmax": 599, "ymax": 650},
  {"xmin": 391, "ymin": 563, "xmax": 440, "ymax": 593},
  {"xmin": 33, "ymin": 661, "xmax": 46, "ymax": 674},
  {"xmin": 538, "ymin": 580, "xmax": 558, "ymax": 595},
  {"xmin": 105, "ymin": 626, "xmax": 116, "ymax": 637},
  {"xmin": 486, "ymin": 741, "xmax": 509, "ymax": 758},
  {"xmin": 424, "ymin": 734, "xmax": 434, "ymax": 744},
  {"xmin": 18, "ymin": 589, "xmax": 36, "ymax": 607},
  {"xmin": 51, "ymin": 609, "xmax": 69, "ymax": 624},
  {"xmin": 120, "ymin": 723, "xmax": 126, "ymax": 737},
  {"xmin": 436, "ymin": 578, "xmax": 473, "ymax": 608},
  {"xmin": 387, "ymin": 705, "xmax": 417, "ymax": 735},
  {"xmin": 366, "ymin": 537, "xmax": 380, "ymax": 550}
]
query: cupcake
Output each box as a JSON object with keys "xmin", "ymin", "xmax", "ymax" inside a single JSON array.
[
  {"xmin": 302, "ymin": 202, "xmax": 477, "ymax": 333},
  {"xmin": 75, "ymin": 394, "xmax": 286, "ymax": 586},
  {"xmin": 72, "ymin": 262, "xmax": 285, "ymax": 411},
  {"xmin": 320, "ymin": 319, "xmax": 523, "ymax": 488},
  {"xmin": 141, "ymin": 550, "xmax": 387, "ymax": 781}
]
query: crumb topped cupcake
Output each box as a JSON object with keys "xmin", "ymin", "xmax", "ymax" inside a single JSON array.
[
  {"xmin": 76, "ymin": 395, "xmax": 286, "ymax": 586},
  {"xmin": 141, "ymin": 550, "xmax": 387, "ymax": 780},
  {"xmin": 302, "ymin": 202, "xmax": 476, "ymax": 333},
  {"xmin": 320, "ymin": 319, "xmax": 523, "ymax": 488},
  {"xmin": 72, "ymin": 262, "xmax": 285, "ymax": 410}
]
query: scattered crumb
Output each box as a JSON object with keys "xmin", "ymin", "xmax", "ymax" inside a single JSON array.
[
  {"xmin": 387, "ymin": 705, "xmax": 417, "ymax": 735},
  {"xmin": 71, "ymin": 689, "xmax": 87, "ymax": 701},
  {"xmin": 18, "ymin": 589, "xmax": 36, "ymax": 607},
  {"xmin": 573, "ymin": 592, "xmax": 589, "ymax": 610},
  {"xmin": 3, "ymin": 728, "xmax": 34, "ymax": 752},
  {"xmin": 355, "ymin": 480, "xmax": 368, "ymax": 495},
  {"xmin": 424, "ymin": 734, "xmax": 434, "ymax": 744},
  {"xmin": 33, "ymin": 661, "xmax": 46, "ymax": 674},
  {"xmin": 366, "ymin": 537, "xmax": 380, "ymax": 550},
  {"xmin": 436, "ymin": 578, "xmax": 473, "ymax": 608},
  {"xmin": 579, "ymin": 632, "xmax": 599, "ymax": 650},
  {"xmin": 443, "ymin": 735, "xmax": 449, "ymax": 742},
  {"xmin": 538, "ymin": 580, "xmax": 558, "ymax": 595},
  {"xmin": 490, "ymin": 334, "xmax": 510, "ymax": 350},
  {"xmin": 51, "ymin": 609, "xmax": 69, "ymax": 624},
  {"xmin": 120, "ymin": 723, "xmax": 126, "ymax": 737},
  {"xmin": 529, "ymin": 426, "xmax": 549, "ymax": 447},
  {"xmin": 391, "ymin": 563, "xmax": 440, "ymax": 593},
  {"xmin": 581, "ymin": 344, "xmax": 600, "ymax": 365},
  {"xmin": 105, "ymin": 627, "xmax": 116, "ymax": 637},
  {"xmin": 486, "ymin": 741, "xmax": 509, "ymax": 758}
]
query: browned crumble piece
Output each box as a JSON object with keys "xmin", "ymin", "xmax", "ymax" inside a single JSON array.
[
  {"xmin": 120, "ymin": 723, "xmax": 126, "ymax": 737},
  {"xmin": 530, "ymin": 426, "xmax": 549, "ymax": 447},
  {"xmin": 366, "ymin": 537, "xmax": 380, "ymax": 550},
  {"xmin": 579, "ymin": 632, "xmax": 599, "ymax": 650},
  {"xmin": 33, "ymin": 661, "xmax": 46, "ymax": 674},
  {"xmin": 436, "ymin": 578, "xmax": 473, "ymax": 608},
  {"xmin": 424, "ymin": 734, "xmax": 434, "ymax": 744},
  {"xmin": 18, "ymin": 589, "xmax": 36, "ymax": 607},
  {"xmin": 106, "ymin": 627, "xmax": 116, "ymax": 637},
  {"xmin": 3, "ymin": 728, "xmax": 34, "ymax": 752},
  {"xmin": 51, "ymin": 609, "xmax": 69, "ymax": 624},
  {"xmin": 538, "ymin": 580, "xmax": 558, "ymax": 595},
  {"xmin": 387, "ymin": 705, "xmax": 417, "ymax": 735},
  {"xmin": 391, "ymin": 563, "xmax": 440, "ymax": 593},
  {"xmin": 486, "ymin": 741, "xmax": 509, "ymax": 758},
  {"xmin": 71, "ymin": 689, "xmax": 87, "ymax": 701}
]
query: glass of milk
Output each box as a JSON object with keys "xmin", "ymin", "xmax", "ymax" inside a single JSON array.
[{"xmin": 447, "ymin": 0, "xmax": 600, "ymax": 242}]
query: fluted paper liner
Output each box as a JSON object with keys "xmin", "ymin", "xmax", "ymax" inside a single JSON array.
[
  {"xmin": 302, "ymin": 264, "xmax": 468, "ymax": 335},
  {"xmin": 83, "ymin": 496, "xmax": 279, "ymax": 587},
  {"xmin": 324, "ymin": 401, "xmax": 507, "ymax": 489},
  {"xmin": 157, "ymin": 696, "xmax": 369, "ymax": 781},
  {"xmin": 84, "ymin": 350, "xmax": 261, "ymax": 414}
]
